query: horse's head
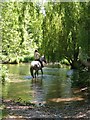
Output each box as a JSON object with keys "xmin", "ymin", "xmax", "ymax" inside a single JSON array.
[{"xmin": 40, "ymin": 55, "xmax": 47, "ymax": 63}]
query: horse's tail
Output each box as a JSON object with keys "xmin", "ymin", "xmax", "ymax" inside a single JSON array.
[{"xmin": 30, "ymin": 66, "xmax": 34, "ymax": 78}]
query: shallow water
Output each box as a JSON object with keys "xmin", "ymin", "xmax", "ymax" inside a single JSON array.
[{"xmin": 2, "ymin": 63, "xmax": 89, "ymax": 107}]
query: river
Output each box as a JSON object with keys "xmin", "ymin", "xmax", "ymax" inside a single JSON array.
[{"xmin": 2, "ymin": 63, "xmax": 90, "ymax": 108}]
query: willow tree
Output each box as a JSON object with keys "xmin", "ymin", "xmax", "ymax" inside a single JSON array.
[
  {"xmin": 78, "ymin": 2, "xmax": 90, "ymax": 62},
  {"xmin": 41, "ymin": 2, "xmax": 90, "ymax": 68},
  {"xmin": 60, "ymin": 2, "xmax": 80, "ymax": 68},
  {"xmin": 41, "ymin": 2, "xmax": 64, "ymax": 62},
  {"xmin": 41, "ymin": 2, "xmax": 79, "ymax": 66}
]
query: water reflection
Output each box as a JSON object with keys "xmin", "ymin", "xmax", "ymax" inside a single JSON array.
[
  {"xmin": 7, "ymin": 64, "xmax": 30, "ymax": 75},
  {"xmin": 44, "ymin": 76, "xmax": 73, "ymax": 105},
  {"xmin": 30, "ymin": 78, "xmax": 45, "ymax": 105}
]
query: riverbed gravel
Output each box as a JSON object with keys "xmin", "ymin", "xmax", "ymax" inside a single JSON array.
[{"xmin": 2, "ymin": 99, "xmax": 90, "ymax": 119}]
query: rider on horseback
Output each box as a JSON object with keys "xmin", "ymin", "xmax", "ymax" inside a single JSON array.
[{"xmin": 34, "ymin": 49, "xmax": 43, "ymax": 67}]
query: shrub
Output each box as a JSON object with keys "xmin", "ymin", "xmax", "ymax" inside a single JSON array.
[{"xmin": 1, "ymin": 65, "xmax": 8, "ymax": 84}]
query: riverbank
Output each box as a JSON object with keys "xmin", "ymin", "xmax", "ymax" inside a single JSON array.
[{"xmin": 2, "ymin": 99, "xmax": 90, "ymax": 119}]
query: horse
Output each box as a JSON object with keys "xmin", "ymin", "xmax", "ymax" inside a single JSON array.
[{"xmin": 30, "ymin": 55, "xmax": 46, "ymax": 78}]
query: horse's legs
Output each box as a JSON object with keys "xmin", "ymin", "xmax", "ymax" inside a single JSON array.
[
  {"xmin": 30, "ymin": 67, "xmax": 34, "ymax": 78},
  {"xmin": 34, "ymin": 71, "xmax": 36, "ymax": 78},
  {"xmin": 37, "ymin": 70, "xmax": 38, "ymax": 76},
  {"xmin": 41, "ymin": 68, "xmax": 43, "ymax": 76},
  {"xmin": 34, "ymin": 70, "xmax": 38, "ymax": 78}
]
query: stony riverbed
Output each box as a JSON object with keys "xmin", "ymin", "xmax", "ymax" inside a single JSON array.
[{"xmin": 2, "ymin": 99, "xmax": 90, "ymax": 119}]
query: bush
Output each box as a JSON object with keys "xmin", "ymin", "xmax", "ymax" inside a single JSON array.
[
  {"xmin": 1, "ymin": 65, "xmax": 8, "ymax": 84},
  {"xmin": 23, "ymin": 56, "xmax": 34, "ymax": 63},
  {"xmin": 61, "ymin": 59, "xmax": 70, "ymax": 65}
]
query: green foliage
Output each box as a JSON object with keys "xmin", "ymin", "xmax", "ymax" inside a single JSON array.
[
  {"xmin": 72, "ymin": 69, "xmax": 90, "ymax": 87},
  {"xmin": 78, "ymin": 2, "xmax": 90, "ymax": 58},
  {"xmin": 61, "ymin": 59, "xmax": 70, "ymax": 65},
  {"xmin": 41, "ymin": 2, "xmax": 90, "ymax": 69},
  {"xmin": 1, "ymin": 2, "xmax": 90, "ymax": 69},
  {"xmin": 1, "ymin": 2, "xmax": 43, "ymax": 63},
  {"xmin": 23, "ymin": 56, "xmax": 34, "ymax": 63},
  {"xmin": 1, "ymin": 65, "xmax": 8, "ymax": 83}
]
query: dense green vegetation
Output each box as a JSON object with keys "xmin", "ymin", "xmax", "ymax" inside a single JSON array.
[
  {"xmin": 42, "ymin": 2, "xmax": 90, "ymax": 68},
  {"xmin": 1, "ymin": 2, "xmax": 90, "ymax": 66}
]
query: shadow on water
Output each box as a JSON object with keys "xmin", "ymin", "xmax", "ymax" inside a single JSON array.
[{"xmin": 2, "ymin": 63, "xmax": 90, "ymax": 108}]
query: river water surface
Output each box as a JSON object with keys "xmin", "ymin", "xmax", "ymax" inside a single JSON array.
[{"xmin": 2, "ymin": 63, "xmax": 90, "ymax": 108}]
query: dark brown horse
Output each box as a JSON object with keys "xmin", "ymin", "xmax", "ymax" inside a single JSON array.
[{"xmin": 30, "ymin": 56, "xmax": 46, "ymax": 78}]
